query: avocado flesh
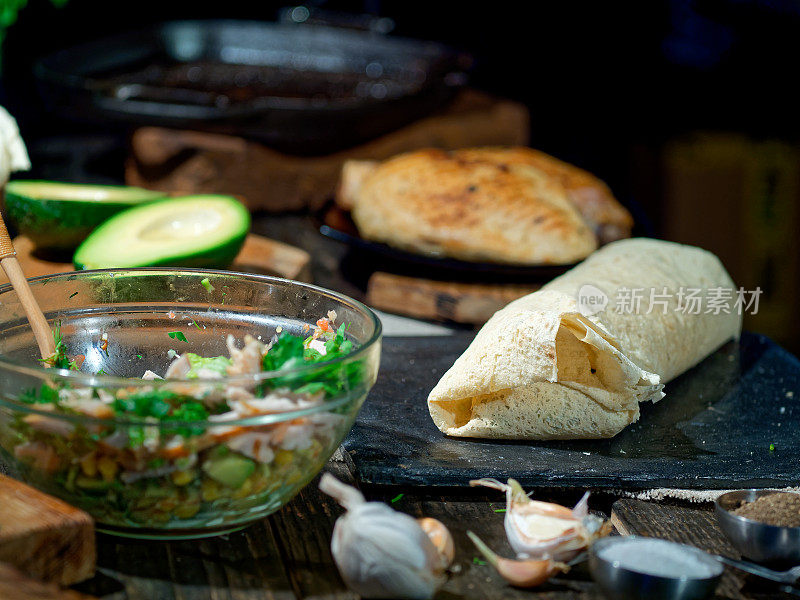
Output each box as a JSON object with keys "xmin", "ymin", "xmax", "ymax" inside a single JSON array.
[
  {"xmin": 202, "ymin": 454, "xmax": 256, "ymax": 489},
  {"xmin": 73, "ymin": 195, "xmax": 250, "ymax": 270},
  {"xmin": 3, "ymin": 181, "xmax": 166, "ymax": 251}
]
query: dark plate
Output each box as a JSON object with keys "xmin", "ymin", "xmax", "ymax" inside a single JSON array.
[
  {"xmin": 343, "ymin": 332, "xmax": 800, "ymax": 490},
  {"xmin": 318, "ymin": 203, "xmax": 577, "ymax": 280}
]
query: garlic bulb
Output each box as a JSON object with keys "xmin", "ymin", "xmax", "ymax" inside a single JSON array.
[
  {"xmin": 471, "ymin": 478, "xmax": 609, "ymax": 561},
  {"xmin": 0, "ymin": 106, "xmax": 30, "ymax": 187},
  {"xmin": 417, "ymin": 517, "xmax": 455, "ymax": 569},
  {"xmin": 319, "ymin": 473, "xmax": 453, "ymax": 599}
]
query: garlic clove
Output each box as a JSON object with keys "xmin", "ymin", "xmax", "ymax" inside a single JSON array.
[
  {"xmin": 572, "ymin": 491, "xmax": 590, "ymax": 518},
  {"xmin": 319, "ymin": 474, "xmax": 449, "ymax": 600},
  {"xmin": 471, "ymin": 478, "xmax": 610, "ymax": 562},
  {"xmin": 467, "ymin": 531, "xmax": 569, "ymax": 588},
  {"xmin": 319, "ymin": 472, "xmax": 366, "ymax": 509},
  {"xmin": 471, "ymin": 478, "xmax": 574, "ymax": 519},
  {"xmin": 417, "ymin": 517, "xmax": 455, "ymax": 569}
]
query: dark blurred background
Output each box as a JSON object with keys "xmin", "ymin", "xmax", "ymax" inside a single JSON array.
[{"xmin": 2, "ymin": 0, "xmax": 799, "ymax": 350}]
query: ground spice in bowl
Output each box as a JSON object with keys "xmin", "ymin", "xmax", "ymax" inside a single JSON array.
[{"xmin": 732, "ymin": 492, "xmax": 800, "ymax": 527}]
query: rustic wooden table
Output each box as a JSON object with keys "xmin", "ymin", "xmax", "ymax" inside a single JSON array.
[
  {"xmin": 10, "ymin": 215, "xmax": 794, "ymax": 599},
  {"xmin": 71, "ymin": 453, "xmax": 789, "ymax": 600}
]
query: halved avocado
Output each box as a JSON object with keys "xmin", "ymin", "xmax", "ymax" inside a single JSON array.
[
  {"xmin": 3, "ymin": 180, "xmax": 167, "ymax": 251},
  {"xmin": 73, "ymin": 195, "xmax": 250, "ymax": 270}
]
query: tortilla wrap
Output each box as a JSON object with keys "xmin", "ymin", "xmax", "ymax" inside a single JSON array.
[{"xmin": 427, "ymin": 238, "xmax": 742, "ymax": 439}]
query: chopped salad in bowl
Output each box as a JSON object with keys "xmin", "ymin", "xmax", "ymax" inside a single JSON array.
[{"xmin": 0, "ymin": 270, "xmax": 381, "ymax": 538}]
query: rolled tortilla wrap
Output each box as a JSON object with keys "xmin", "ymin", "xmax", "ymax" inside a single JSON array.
[{"xmin": 427, "ymin": 238, "xmax": 742, "ymax": 439}]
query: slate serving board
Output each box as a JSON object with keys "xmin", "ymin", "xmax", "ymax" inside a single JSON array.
[{"xmin": 342, "ymin": 332, "xmax": 800, "ymax": 490}]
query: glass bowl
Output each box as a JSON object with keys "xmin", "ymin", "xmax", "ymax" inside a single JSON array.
[{"xmin": 0, "ymin": 269, "xmax": 381, "ymax": 539}]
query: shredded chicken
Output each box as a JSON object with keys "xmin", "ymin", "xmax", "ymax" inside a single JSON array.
[
  {"xmin": 226, "ymin": 335, "xmax": 266, "ymax": 376},
  {"xmin": 23, "ymin": 414, "xmax": 75, "ymax": 437},
  {"xmin": 96, "ymin": 389, "xmax": 115, "ymax": 404},
  {"xmin": 207, "ymin": 411, "xmax": 242, "ymax": 439},
  {"xmin": 225, "ymin": 386, "xmax": 256, "ymax": 403},
  {"xmin": 59, "ymin": 397, "xmax": 115, "ymax": 419},
  {"xmin": 165, "ymin": 355, "xmax": 191, "ymax": 378},
  {"xmin": 229, "ymin": 395, "xmax": 321, "ymax": 416},
  {"xmin": 307, "ymin": 339, "xmax": 327, "ymax": 355},
  {"xmin": 99, "ymin": 430, "xmax": 129, "ymax": 449},
  {"xmin": 226, "ymin": 433, "xmax": 275, "ymax": 463},
  {"xmin": 142, "ymin": 418, "xmax": 160, "ymax": 453},
  {"xmin": 59, "ymin": 387, "xmax": 93, "ymax": 403},
  {"xmin": 278, "ymin": 424, "xmax": 314, "ymax": 451}
]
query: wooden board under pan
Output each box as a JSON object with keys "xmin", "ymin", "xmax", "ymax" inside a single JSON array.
[{"xmin": 0, "ymin": 234, "xmax": 312, "ymax": 287}]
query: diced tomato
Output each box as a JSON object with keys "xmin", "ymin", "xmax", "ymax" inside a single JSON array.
[{"xmin": 161, "ymin": 443, "xmax": 190, "ymax": 459}]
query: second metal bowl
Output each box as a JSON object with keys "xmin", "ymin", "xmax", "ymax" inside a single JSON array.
[
  {"xmin": 715, "ymin": 489, "xmax": 800, "ymax": 565},
  {"xmin": 589, "ymin": 536, "xmax": 723, "ymax": 600}
]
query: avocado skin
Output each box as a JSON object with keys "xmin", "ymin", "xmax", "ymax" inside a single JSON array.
[{"xmin": 3, "ymin": 182, "xmax": 164, "ymax": 251}]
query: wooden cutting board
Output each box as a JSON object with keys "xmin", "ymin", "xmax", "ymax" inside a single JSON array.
[
  {"xmin": 0, "ymin": 474, "xmax": 95, "ymax": 586},
  {"xmin": 125, "ymin": 90, "xmax": 530, "ymax": 212},
  {"xmin": 0, "ymin": 233, "xmax": 311, "ymax": 286},
  {"xmin": 0, "ymin": 563, "xmax": 95, "ymax": 600},
  {"xmin": 366, "ymin": 271, "xmax": 539, "ymax": 325}
]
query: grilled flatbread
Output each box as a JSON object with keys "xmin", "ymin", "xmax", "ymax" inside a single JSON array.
[{"xmin": 427, "ymin": 238, "xmax": 742, "ymax": 439}]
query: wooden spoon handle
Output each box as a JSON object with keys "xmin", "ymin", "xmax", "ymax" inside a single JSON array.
[
  {"xmin": 0, "ymin": 214, "xmax": 55, "ymax": 359},
  {"xmin": 0, "ymin": 213, "xmax": 15, "ymax": 260}
]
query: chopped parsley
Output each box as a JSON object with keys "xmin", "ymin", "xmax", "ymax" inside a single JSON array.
[
  {"xmin": 258, "ymin": 324, "xmax": 361, "ymax": 397},
  {"xmin": 167, "ymin": 401, "xmax": 211, "ymax": 436},
  {"xmin": 390, "ymin": 493, "xmax": 404, "ymax": 504},
  {"xmin": 18, "ymin": 384, "xmax": 60, "ymax": 404},
  {"xmin": 112, "ymin": 390, "xmax": 176, "ymax": 419},
  {"xmin": 168, "ymin": 331, "xmax": 188, "ymax": 343},
  {"xmin": 112, "ymin": 391, "xmax": 210, "ymax": 441},
  {"xmin": 40, "ymin": 322, "xmax": 80, "ymax": 371}
]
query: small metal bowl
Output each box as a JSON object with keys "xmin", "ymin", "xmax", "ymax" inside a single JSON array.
[
  {"xmin": 715, "ymin": 490, "xmax": 800, "ymax": 564},
  {"xmin": 589, "ymin": 536, "xmax": 723, "ymax": 600}
]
